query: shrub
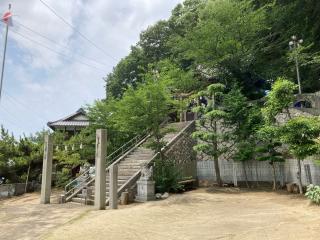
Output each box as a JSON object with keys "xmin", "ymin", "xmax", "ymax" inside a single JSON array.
[
  {"xmin": 305, "ymin": 184, "xmax": 320, "ymax": 205},
  {"xmin": 153, "ymin": 158, "xmax": 183, "ymax": 193},
  {"xmin": 55, "ymin": 168, "xmax": 71, "ymax": 188}
]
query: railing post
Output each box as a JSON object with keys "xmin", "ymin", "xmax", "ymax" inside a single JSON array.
[
  {"xmin": 40, "ymin": 134, "xmax": 53, "ymax": 204},
  {"xmin": 94, "ymin": 129, "xmax": 107, "ymax": 210},
  {"xmin": 109, "ymin": 164, "xmax": 118, "ymax": 209}
]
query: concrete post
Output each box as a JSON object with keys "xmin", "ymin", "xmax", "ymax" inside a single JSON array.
[
  {"xmin": 232, "ymin": 162, "xmax": 238, "ymax": 187},
  {"xmin": 40, "ymin": 134, "xmax": 53, "ymax": 204},
  {"xmin": 184, "ymin": 111, "xmax": 188, "ymax": 122},
  {"xmin": 94, "ymin": 129, "xmax": 107, "ymax": 210},
  {"xmin": 109, "ymin": 164, "xmax": 118, "ymax": 209}
]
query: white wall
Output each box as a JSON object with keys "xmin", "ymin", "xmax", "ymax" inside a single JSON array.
[{"xmin": 197, "ymin": 158, "xmax": 320, "ymax": 186}]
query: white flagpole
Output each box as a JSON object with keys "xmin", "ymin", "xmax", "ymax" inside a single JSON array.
[{"xmin": 0, "ymin": 4, "xmax": 11, "ymax": 103}]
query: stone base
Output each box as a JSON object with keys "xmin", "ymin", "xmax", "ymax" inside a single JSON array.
[
  {"xmin": 135, "ymin": 180, "xmax": 155, "ymax": 202},
  {"xmin": 59, "ymin": 194, "xmax": 66, "ymax": 204}
]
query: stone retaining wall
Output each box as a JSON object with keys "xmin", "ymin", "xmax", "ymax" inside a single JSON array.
[{"xmin": 164, "ymin": 121, "xmax": 197, "ymax": 180}]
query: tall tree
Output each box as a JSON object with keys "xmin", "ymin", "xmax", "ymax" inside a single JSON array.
[
  {"xmin": 181, "ymin": 0, "xmax": 268, "ymax": 98},
  {"xmin": 280, "ymin": 116, "xmax": 320, "ymax": 194},
  {"xmin": 114, "ymin": 74, "xmax": 173, "ymax": 155},
  {"xmin": 192, "ymin": 83, "xmax": 228, "ymax": 186},
  {"xmin": 260, "ymin": 77, "xmax": 297, "ymax": 190},
  {"xmin": 256, "ymin": 125, "xmax": 284, "ymax": 190}
]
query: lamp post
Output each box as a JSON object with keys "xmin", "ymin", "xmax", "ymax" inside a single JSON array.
[{"xmin": 289, "ymin": 35, "xmax": 303, "ymax": 94}]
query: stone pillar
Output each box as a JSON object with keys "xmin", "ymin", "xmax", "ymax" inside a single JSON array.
[
  {"xmin": 136, "ymin": 180, "xmax": 155, "ymax": 202},
  {"xmin": 94, "ymin": 129, "xmax": 107, "ymax": 210},
  {"xmin": 136, "ymin": 166, "xmax": 155, "ymax": 202},
  {"xmin": 40, "ymin": 134, "xmax": 53, "ymax": 204},
  {"xmin": 109, "ymin": 164, "xmax": 118, "ymax": 209}
]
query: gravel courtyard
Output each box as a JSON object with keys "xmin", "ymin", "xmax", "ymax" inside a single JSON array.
[{"xmin": 1, "ymin": 188, "xmax": 320, "ymax": 240}]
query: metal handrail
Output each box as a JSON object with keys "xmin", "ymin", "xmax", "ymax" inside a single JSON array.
[
  {"xmin": 105, "ymin": 131, "xmax": 148, "ymax": 165},
  {"xmin": 115, "ymin": 121, "xmax": 195, "ymax": 200},
  {"xmin": 64, "ymin": 131, "xmax": 150, "ymax": 200}
]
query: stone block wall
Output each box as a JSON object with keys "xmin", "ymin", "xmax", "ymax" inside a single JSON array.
[{"xmin": 164, "ymin": 122, "xmax": 197, "ymax": 180}]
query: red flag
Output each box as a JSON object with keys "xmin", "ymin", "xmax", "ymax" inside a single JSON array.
[{"xmin": 2, "ymin": 11, "xmax": 12, "ymax": 25}]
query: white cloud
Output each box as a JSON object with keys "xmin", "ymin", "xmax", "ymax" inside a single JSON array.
[{"xmin": 0, "ymin": 0, "xmax": 183, "ymax": 136}]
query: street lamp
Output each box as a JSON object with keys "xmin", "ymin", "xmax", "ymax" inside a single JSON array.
[{"xmin": 289, "ymin": 35, "xmax": 303, "ymax": 94}]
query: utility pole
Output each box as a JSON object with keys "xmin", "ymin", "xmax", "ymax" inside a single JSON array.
[
  {"xmin": 0, "ymin": 4, "xmax": 12, "ymax": 103},
  {"xmin": 289, "ymin": 35, "xmax": 303, "ymax": 95}
]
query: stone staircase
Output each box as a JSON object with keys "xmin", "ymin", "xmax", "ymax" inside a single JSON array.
[
  {"xmin": 65, "ymin": 121, "xmax": 191, "ymax": 205},
  {"xmin": 71, "ymin": 147, "xmax": 155, "ymax": 204}
]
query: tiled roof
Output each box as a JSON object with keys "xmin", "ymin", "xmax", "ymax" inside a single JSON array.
[
  {"xmin": 47, "ymin": 108, "xmax": 90, "ymax": 130},
  {"xmin": 48, "ymin": 121, "xmax": 90, "ymax": 127}
]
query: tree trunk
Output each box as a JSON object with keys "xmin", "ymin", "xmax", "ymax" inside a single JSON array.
[
  {"xmin": 242, "ymin": 161, "xmax": 249, "ymax": 188},
  {"xmin": 271, "ymin": 162, "xmax": 277, "ymax": 191},
  {"xmin": 255, "ymin": 161, "xmax": 260, "ymax": 188},
  {"xmin": 25, "ymin": 162, "xmax": 31, "ymax": 193},
  {"xmin": 285, "ymin": 107, "xmax": 292, "ymax": 120},
  {"xmin": 213, "ymin": 120, "xmax": 222, "ymax": 187},
  {"xmin": 213, "ymin": 154, "xmax": 222, "ymax": 187},
  {"xmin": 297, "ymin": 159, "xmax": 303, "ymax": 194}
]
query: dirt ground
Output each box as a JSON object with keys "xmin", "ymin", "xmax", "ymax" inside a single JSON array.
[
  {"xmin": 0, "ymin": 191, "xmax": 91, "ymax": 240},
  {"xmin": 1, "ymin": 188, "xmax": 320, "ymax": 240}
]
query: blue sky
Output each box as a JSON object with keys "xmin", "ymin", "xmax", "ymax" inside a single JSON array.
[{"xmin": 0, "ymin": 0, "xmax": 182, "ymax": 137}]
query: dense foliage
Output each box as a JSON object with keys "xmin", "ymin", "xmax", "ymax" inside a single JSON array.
[
  {"xmin": 106, "ymin": 0, "xmax": 320, "ymax": 100},
  {"xmin": 2, "ymin": 0, "xmax": 320, "ymax": 194}
]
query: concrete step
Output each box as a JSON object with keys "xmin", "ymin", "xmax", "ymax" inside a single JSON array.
[
  {"xmin": 118, "ymin": 161, "xmax": 147, "ymax": 167},
  {"xmin": 121, "ymin": 163, "xmax": 142, "ymax": 168},
  {"xmin": 124, "ymin": 158, "xmax": 153, "ymax": 161},
  {"xmin": 79, "ymin": 191, "xmax": 110, "ymax": 197},
  {"xmin": 71, "ymin": 197, "xmax": 94, "ymax": 205}
]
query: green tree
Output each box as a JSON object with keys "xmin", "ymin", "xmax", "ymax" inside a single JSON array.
[
  {"xmin": 114, "ymin": 76, "xmax": 173, "ymax": 156},
  {"xmin": 15, "ymin": 136, "xmax": 42, "ymax": 192},
  {"xmin": 280, "ymin": 116, "xmax": 320, "ymax": 194},
  {"xmin": 257, "ymin": 125, "xmax": 284, "ymax": 190},
  {"xmin": 233, "ymin": 140, "xmax": 256, "ymax": 188},
  {"xmin": 259, "ymin": 78, "xmax": 297, "ymax": 190},
  {"xmin": 181, "ymin": 0, "xmax": 268, "ymax": 98},
  {"xmin": 192, "ymin": 83, "xmax": 228, "ymax": 186},
  {"xmin": 0, "ymin": 126, "xmax": 18, "ymax": 182},
  {"xmin": 262, "ymin": 77, "xmax": 297, "ymax": 123},
  {"xmin": 106, "ymin": 46, "xmax": 148, "ymax": 98},
  {"xmin": 224, "ymin": 87, "xmax": 263, "ymax": 187}
]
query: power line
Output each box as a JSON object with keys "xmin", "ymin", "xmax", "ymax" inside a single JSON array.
[
  {"xmin": 3, "ymin": 90, "xmax": 49, "ymax": 123},
  {"xmin": 13, "ymin": 19, "xmax": 111, "ymax": 68},
  {"xmin": 39, "ymin": 0, "xmax": 119, "ymax": 62},
  {"xmin": 0, "ymin": 104, "xmax": 42, "ymax": 133},
  {"xmin": 10, "ymin": 28, "xmax": 107, "ymax": 73},
  {"xmin": 0, "ymin": 116, "xmax": 26, "ymax": 133}
]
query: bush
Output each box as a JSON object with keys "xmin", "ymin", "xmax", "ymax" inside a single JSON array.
[
  {"xmin": 55, "ymin": 168, "xmax": 71, "ymax": 188},
  {"xmin": 305, "ymin": 184, "xmax": 320, "ymax": 205},
  {"xmin": 153, "ymin": 158, "xmax": 183, "ymax": 193}
]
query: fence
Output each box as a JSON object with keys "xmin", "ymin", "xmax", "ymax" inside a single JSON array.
[
  {"xmin": 0, "ymin": 182, "xmax": 40, "ymax": 199},
  {"xmin": 197, "ymin": 158, "xmax": 320, "ymax": 186}
]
